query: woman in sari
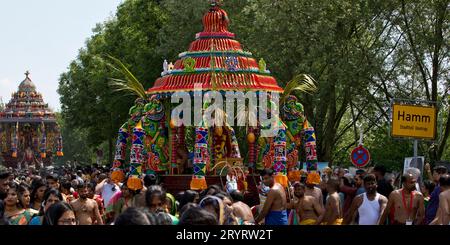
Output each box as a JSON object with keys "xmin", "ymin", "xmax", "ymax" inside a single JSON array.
[
  {"xmin": 29, "ymin": 188, "xmax": 63, "ymax": 225},
  {"xmin": 200, "ymin": 194, "xmax": 238, "ymax": 225},
  {"xmin": 30, "ymin": 179, "xmax": 47, "ymax": 211},
  {"xmin": 4, "ymin": 182, "xmax": 34, "ymax": 225},
  {"xmin": 165, "ymin": 193, "xmax": 179, "ymax": 225},
  {"xmin": 18, "ymin": 183, "xmax": 39, "ymax": 217},
  {"xmin": 105, "ymin": 182, "xmax": 133, "ymax": 221},
  {"xmin": 42, "ymin": 202, "xmax": 77, "ymax": 226}
]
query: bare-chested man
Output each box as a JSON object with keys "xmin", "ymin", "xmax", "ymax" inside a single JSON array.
[
  {"xmin": 430, "ymin": 174, "xmax": 450, "ymax": 225},
  {"xmin": 255, "ymin": 168, "xmax": 288, "ymax": 225},
  {"xmin": 379, "ymin": 173, "xmax": 424, "ymax": 225},
  {"xmin": 305, "ymin": 173, "xmax": 324, "ymax": 209},
  {"xmin": 229, "ymin": 190, "xmax": 254, "ymax": 225},
  {"xmin": 71, "ymin": 183, "xmax": 103, "ymax": 225},
  {"xmin": 344, "ymin": 174, "xmax": 388, "ymax": 225},
  {"xmin": 322, "ymin": 178, "xmax": 343, "ymax": 225},
  {"xmin": 289, "ymin": 182, "xmax": 324, "ymax": 225}
]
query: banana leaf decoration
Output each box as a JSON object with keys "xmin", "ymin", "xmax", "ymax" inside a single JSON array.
[
  {"xmin": 103, "ymin": 55, "xmax": 147, "ymax": 186},
  {"xmin": 281, "ymin": 74, "xmax": 318, "ymax": 104},
  {"xmin": 104, "ymin": 55, "xmax": 147, "ymax": 99}
]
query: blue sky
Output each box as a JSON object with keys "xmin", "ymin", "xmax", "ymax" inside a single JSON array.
[{"xmin": 0, "ymin": 0, "xmax": 123, "ymax": 111}]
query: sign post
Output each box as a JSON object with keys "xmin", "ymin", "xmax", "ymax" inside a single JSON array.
[
  {"xmin": 391, "ymin": 99, "xmax": 437, "ymax": 176},
  {"xmin": 391, "ymin": 102, "xmax": 437, "ymax": 140},
  {"xmin": 350, "ymin": 126, "xmax": 371, "ymax": 168}
]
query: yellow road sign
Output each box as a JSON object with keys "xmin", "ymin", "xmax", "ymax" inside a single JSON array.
[{"xmin": 391, "ymin": 104, "xmax": 437, "ymax": 139}]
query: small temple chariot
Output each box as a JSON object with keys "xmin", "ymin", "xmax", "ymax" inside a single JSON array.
[
  {"xmin": 0, "ymin": 72, "xmax": 63, "ymax": 169},
  {"xmin": 111, "ymin": 1, "xmax": 319, "ymax": 203}
]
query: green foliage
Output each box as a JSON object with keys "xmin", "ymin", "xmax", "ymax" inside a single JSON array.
[
  {"xmin": 55, "ymin": 113, "xmax": 96, "ymax": 165},
  {"xmin": 58, "ymin": 0, "xmax": 450, "ymax": 169},
  {"xmin": 58, "ymin": 0, "xmax": 167, "ymax": 163},
  {"xmin": 105, "ymin": 55, "xmax": 147, "ymax": 99}
]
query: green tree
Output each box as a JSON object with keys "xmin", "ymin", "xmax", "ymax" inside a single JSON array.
[{"xmin": 58, "ymin": 0, "xmax": 167, "ymax": 164}]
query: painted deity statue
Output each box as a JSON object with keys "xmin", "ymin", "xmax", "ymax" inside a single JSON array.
[
  {"xmin": 142, "ymin": 96, "xmax": 169, "ymax": 174},
  {"xmin": 254, "ymin": 96, "xmax": 319, "ymax": 186},
  {"xmin": 211, "ymin": 109, "xmax": 241, "ymax": 164},
  {"xmin": 280, "ymin": 95, "xmax": 318, "ymax": 173},
  {"xmin": 111, "ymin": 96, "xmax": 170, "ymax": 185},
  {"xmin": 281, "ymin": 96, "xmax": 304, "ymax": 170},
  {"xmin": 212, "ymin": 126, "xmax": 241, "ymax": 160}
]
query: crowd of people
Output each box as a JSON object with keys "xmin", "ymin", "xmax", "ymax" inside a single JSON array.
[{"xmin": 0, "ymin": 163, "xmax": 449, "ymax": 226}]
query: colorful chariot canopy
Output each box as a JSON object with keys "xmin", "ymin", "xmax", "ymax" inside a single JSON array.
[
  {"xmin": 147, "ymin": 2, "xmax": 284, "ymax": 94},
  {"xmin": 0, "ymin": 71, "xmax": 56, "ymax": 123}
]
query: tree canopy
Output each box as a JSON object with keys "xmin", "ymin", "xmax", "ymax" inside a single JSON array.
[{"xmin": 58, "ymin": 0, "xmax": 450, "ymax": 170}]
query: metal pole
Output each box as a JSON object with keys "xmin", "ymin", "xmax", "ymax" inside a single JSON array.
[{"xmin": 413, "ymin": 139, "xmax": 418, "ymax": 158}]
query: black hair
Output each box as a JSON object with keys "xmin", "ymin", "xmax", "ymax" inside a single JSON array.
[
  {"xmin": 70, "ymin": 174, "xmax": 77, "ymax": 181},
  {"xmin": 199, "ymin": 196, "xmax": 221, "ymax": 220},
  {"xmin": 214, "ymin": 191, "xmax": 230, "ymax": 201},
  {"xmin": 155, "ymin": 211, "xmax": 173, "ymax": 225},
  {"xmin": 439, "ymin": 174, "xmax": 450, "ymax": 187},
  {"xmin": 0, "ymin": 199, "xmax": 4, "ymax": 217},
  {"xmin": 342, "ymin": 176, "xmax": 353, "ymax": 187},
  {"xmin": 145, "ymin": 185, "xmax": 166, "ymax": 210},
  {"xmin": 373, "ymin": 165, "xmax": 387, "ymax": 176},
  {"xmin": 178, "ymin": 190, "xmax": 199, "ymax": 211},
  {"xmin": 200, "ymin": 185, "xmax": 221, "ymax": 200},
  {"xmin": 178, "ymin": 206, "xmax": 218, "ymax": 225},
  {"xmin": 423, "ymin": 180, "xmax": 436, "ymax": 194},
  {"xmin": 30, "ymin": 179, "xmax": 47, "ymax": 206},
  {"xmin": 76, "ymin": 182, "xmax": 89, "ymax": 190},
  {"xmin": 175, "ymin": 191, "xmax": 185, "ymax": 203},
  {"xmin": 433, "ymin": 166, "xmax": 448, "ymax": 175},
  {"xmin": 327, "ymin": 178, "xmax": 340, "ymax": 191},
  {"xmin": 229, "ymin": 190, "xmax": 244, "ymax": 202},
  {"xmin": 87, "ymin": 182, "xmax": 96, "ymax": 191},
  {"xmin": 363, "ymin": 174, "xmax": 377, "ymax": 183},
  {"xmin": 0, "ymin": 200, "xmax": 9, "ymax": 225},
  {"xmin": 34, "ymin": 188, "xmax": 64, "ymax": 216},
  {"xmin": 179, "ymin": 203, "xmax": 198, "ymax": 217},
  {"xmin": 260, "ymin": 168, "xmax": 274, "ymax": 177},
  {"xmin": 143, "ymin": 174, "xmax": 158, "ymax": 187},
  {"xmin": 0, "ymin": 171, "xmax": 11, "ymax": 180},
  {"xmin": 7, "ymin": 182, "xmax": 23, "ymax": 208},
  {"xmin": 114, "ymin": 207, "xmax": 154, "ymax": 225},
  {"xmin": 61, "ymin": 181, "xmax": 72, "ymax": 191},
  {"xmin": 46, "ymin": 174, "xmax": 59, "ymax": 182},
  {"xmin": 293, "ymin": 182, "xmax": 306, "ymax": 189},
  {"xmin": 43, "ymin": 202, "xmax": 74, "ymax": 225},
  {"xmin": 356, "ymin": 169, "xmax": 366, "ymax": 176},
  {"xmin": 18, "ymin": 183, "xmax": 31, "ymax": 208}
]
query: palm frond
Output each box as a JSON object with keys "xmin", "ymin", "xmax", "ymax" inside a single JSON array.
[
  {"xmin": 282, "ymin": 74, "xmax": 318, "ymax": 103},
  {"xmin": 104, "ymin": 55, "xmax": 147, "ymax": 99}
]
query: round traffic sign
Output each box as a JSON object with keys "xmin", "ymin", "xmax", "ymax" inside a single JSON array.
[{"xmin": 350, "ymin": 145, "xmax": 371, "ymax": 168}]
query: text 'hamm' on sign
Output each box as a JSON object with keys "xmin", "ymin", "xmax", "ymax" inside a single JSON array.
[{"xmin": 391, "ymin": 104, "xmax": 436, "ymax": 140}]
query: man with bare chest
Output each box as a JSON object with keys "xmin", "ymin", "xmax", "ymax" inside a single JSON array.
[
  {"xmin": 379, "ymin": 173, "xmax": 424, "ymax": 225},
  {"xmin": 255, "ymin": 168, "xmax": 288, "ymax": 225},
  {"xmin": 290, "ymin": 182, "xmax": 324, "ymax": 225},
  {"xmin": 322, "ymin": 179, "xmax": 343, "ymax": 225},
  {"xmin": 305, "ymin": 173, "xmax": 324, "ymax": 209},
  {"xmin": 71, "ymin": 183, "xmax": 103, "ymax": 225},
  {"xmin": 229, "ymin": 190, "xmax": 254, "ymax": 225},
  {"xmin": 430, "ymin": 174, "xmax": 450, "ymax": 225}
]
